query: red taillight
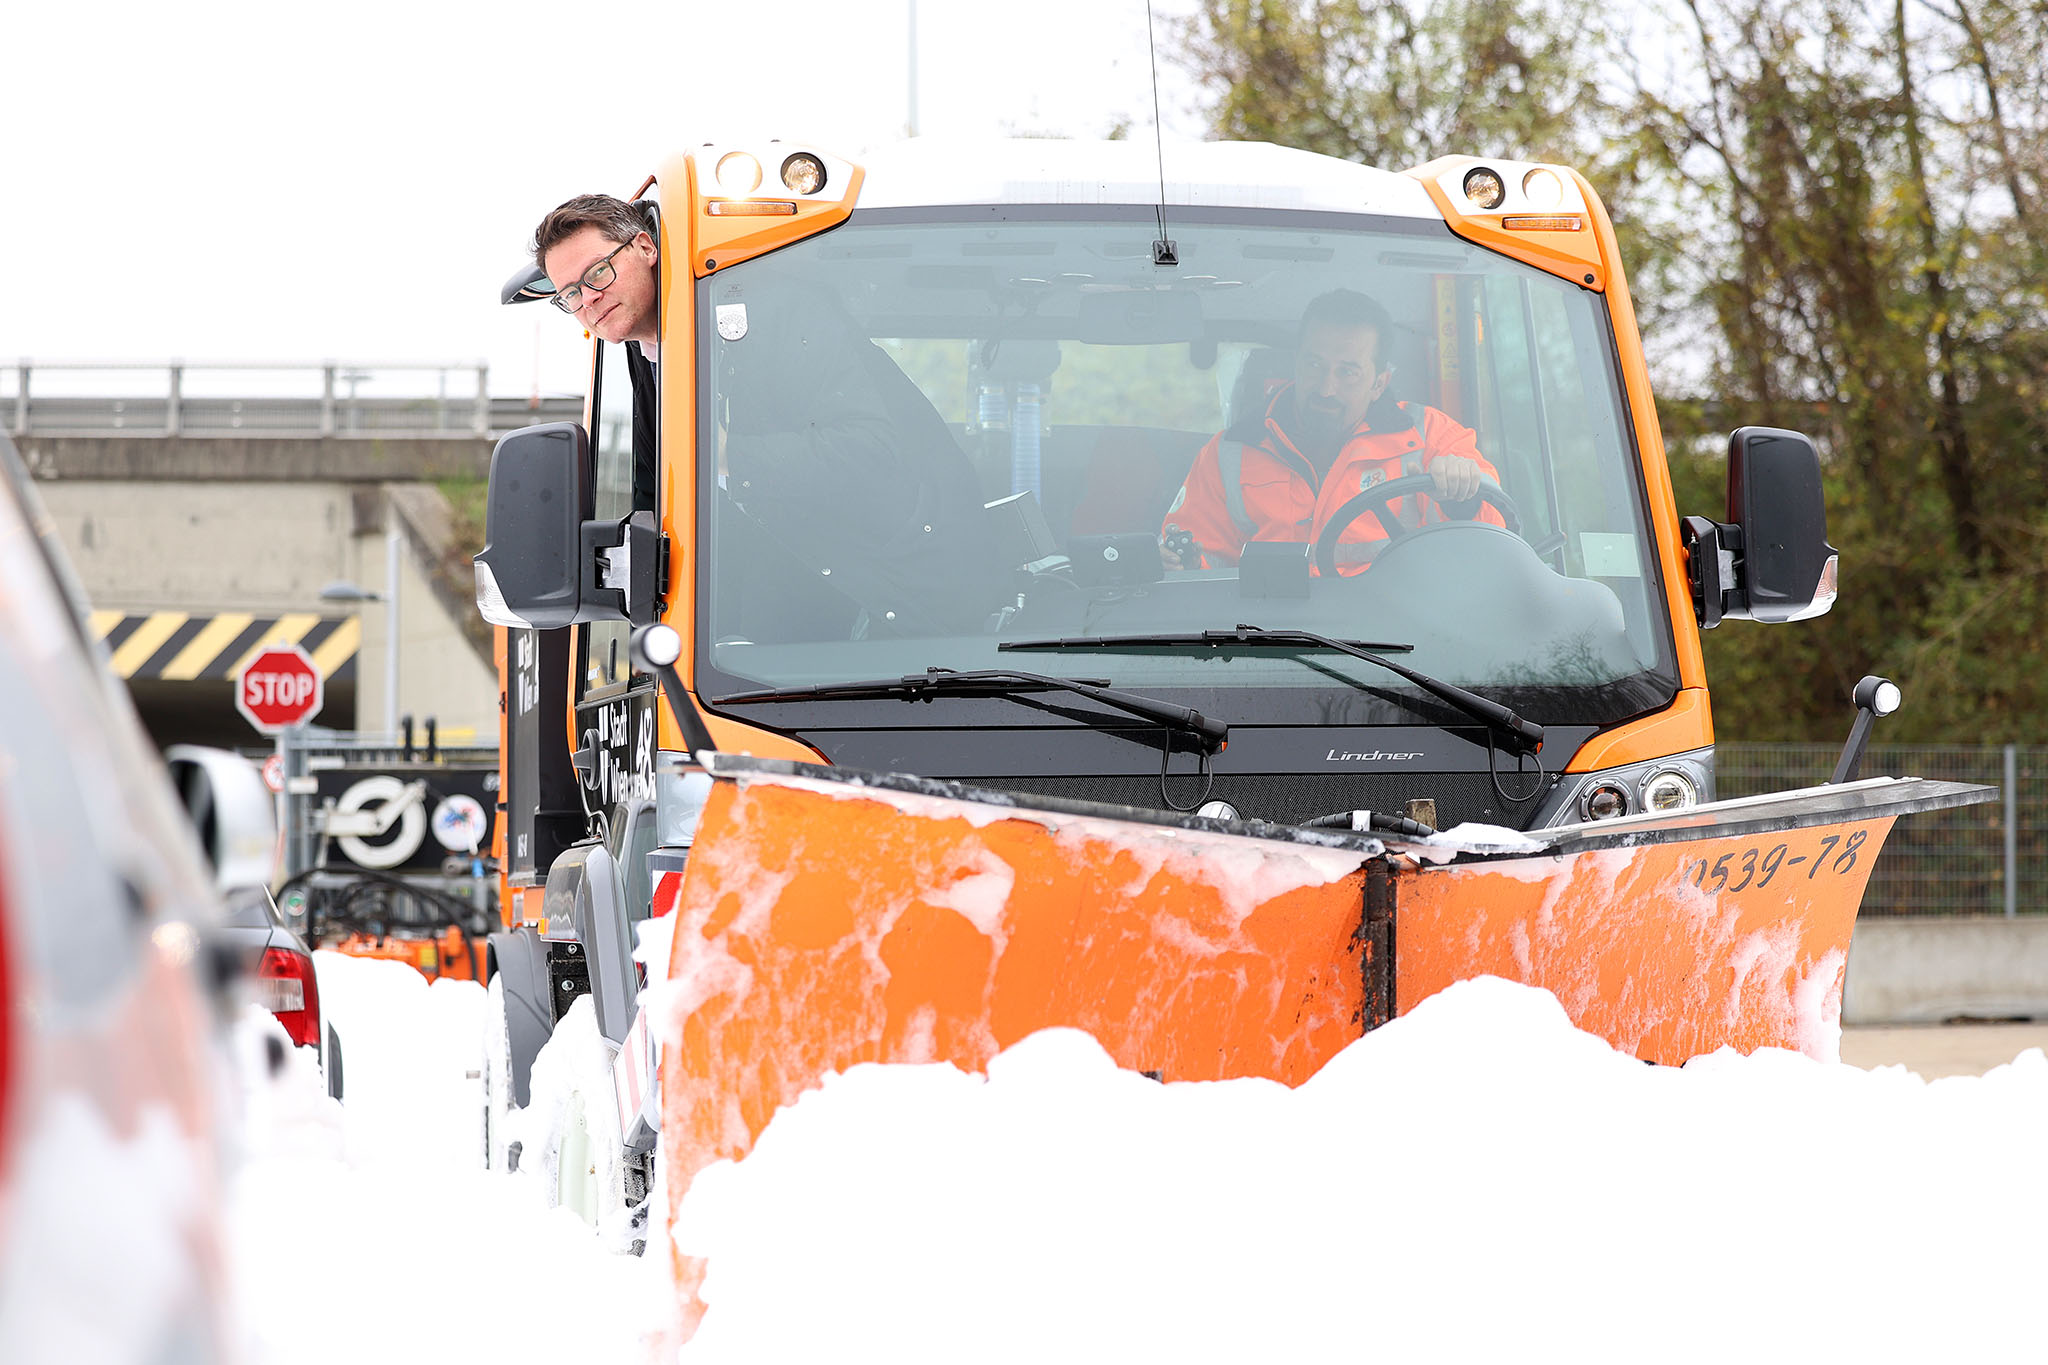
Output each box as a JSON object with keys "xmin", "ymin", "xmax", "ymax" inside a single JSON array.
[{"xmin": 257, "ymin": 946, "xmax": 321, "ymax": 1049}]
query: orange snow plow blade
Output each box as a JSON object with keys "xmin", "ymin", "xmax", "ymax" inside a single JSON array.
[
  {"xmin": 1398, "ymin": 823, "xmax": 1881, "ymax": 1063},
  {"xmin": 656, "ymin": 755, "xmax": 1989, "ymax": 1329}
]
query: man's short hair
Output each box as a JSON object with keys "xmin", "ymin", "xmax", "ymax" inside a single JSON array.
[
  {"xmin": 1298, "ymin": 289, "xmax": 1395, "ymax": 369},
  {"xmin": 531, "ymin": 194, "xmax": 654, "ymax": 266}
]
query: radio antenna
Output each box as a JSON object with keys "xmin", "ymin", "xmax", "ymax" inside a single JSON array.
[{"xmin": 1146, "ymin": 0, "xmax": 1176, "ymax": 266}]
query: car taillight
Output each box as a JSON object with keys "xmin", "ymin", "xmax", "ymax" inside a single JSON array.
[{"xmin": 257, "ymin": 946, "xmax": 321, "ymax": 1049}]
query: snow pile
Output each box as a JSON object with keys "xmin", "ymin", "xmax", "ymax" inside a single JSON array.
[
  {"xmin": 674, "ymin": 977, "xmax": 2048, "ymax": 1363},
  {"xmin": 0, "ymin": 1094, "xmax": 213, "ymax": 1363},
  {"xmin": 229, "ymin": 954, "xmax": 670, "ymax": 1365},
  {"xmin": 224, "ymin": 952, "xmax": 2048, "ymax": 1364},
  {"xmin": 1395, "ymin": 819, "xmax": 1549, "ymax": 861}
]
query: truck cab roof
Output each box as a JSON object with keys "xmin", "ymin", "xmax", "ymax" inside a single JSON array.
[{"xmin": 853, "ymin": 138, "xmax": 1442, "ymax": 217}]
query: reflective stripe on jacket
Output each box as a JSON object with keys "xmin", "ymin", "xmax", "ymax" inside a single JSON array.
[{"xmin": 1160, "ymin": 385, "xmax": 1501, "ymax": 575}]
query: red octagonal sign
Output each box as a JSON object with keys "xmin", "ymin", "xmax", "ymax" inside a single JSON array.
[{"xmin": 237, "ymin": 642, "xmax": 324, "ymax": 734}]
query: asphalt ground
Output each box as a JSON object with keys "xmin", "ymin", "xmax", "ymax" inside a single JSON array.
[{"xmin": 1839, "ymin": 1023, "xmax": 2048, "ymax": 1079}]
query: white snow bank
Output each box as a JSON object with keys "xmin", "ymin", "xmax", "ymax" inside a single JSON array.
[
  {"xmin": 0, "ymin": 1092, "xmax": 211, "ymax": 1364},
  {"xmin": 229, "ymin": 954, "xmax": 671, "ymax": 1365},
  {"xmin": 1393, "ymin": 819, "xmax": 1549, "ymax": 862},
  {"xmin": 673, "ymin": 977, "xmax": 2048, "ymax": 1363},
  {"xmin": 224, "ymin": 951, "xmax": 2048, "ymax": 1365}
]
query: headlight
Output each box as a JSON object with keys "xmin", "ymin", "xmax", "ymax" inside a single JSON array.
[
  {"xmin": 1641, "ymin": 770, "xmax": 1699, "ymax": 812},
  {"xmin": 1522, "ymin": 168, "xmax": 1564, "ymax": 210},
  {"xmin": 716, "ymin": 152, "xmax": 763, "ymax": 195},
  {"xmin": 1579, "ymin": 783, "xmax": 1629, "ymax": 821},
  {"xmin": 1527, "ymin": 747, "xmax": 1716, "ymax": 831},
  {"xmin": 1463, "ymin": 167, "xmax": 1506, "ymax": 210},
  {"xmin": 657, "ymin": 761, "xmax": 714, "ymax": 847},
  {"xmin": 780, "ymin": 152, "xmax": 827, "ymax": 195}
]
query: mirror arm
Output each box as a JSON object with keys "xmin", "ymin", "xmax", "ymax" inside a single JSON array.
[
  {"xmin": 577, "ymin": 512, "xmax": 663, "ymax": 624},
  {"xmin": 1680, "ymin": 515, "xmax": 1743, "ymax": 628},
  {"xmin": 627, "ymin": 512, "xmax": 664, "ymax": 626}
]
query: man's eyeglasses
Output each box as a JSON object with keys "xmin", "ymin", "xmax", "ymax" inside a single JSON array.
[{"xmin": 550, "ymin": 239, "xmax": 636, "ymax": 314}]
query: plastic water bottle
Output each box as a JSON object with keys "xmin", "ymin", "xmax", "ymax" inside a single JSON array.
[{"xmin": 1010, "ymin": 381, "xmax": 1041, "ymax": 496}]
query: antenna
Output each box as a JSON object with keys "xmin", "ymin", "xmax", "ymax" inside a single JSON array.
[
  {"xmin": 1145, "ymin": 0, "xmax": 1176, "ymax": 266},
  {"xmin": 907, "ymin": 0, "xmax": 920, "ymax": 138}
]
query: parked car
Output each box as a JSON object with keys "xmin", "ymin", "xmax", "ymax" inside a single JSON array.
[
  {"xmin": 0, "ymin": 431, "xmax": 248, "ymax": 1362},
  {"xmin": 168, "ymin": 745, "xmax": 344, "ymax": 1099}
]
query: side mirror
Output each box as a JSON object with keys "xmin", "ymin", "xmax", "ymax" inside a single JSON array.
[
  {"xmin": 500, "ymin": 262, "xmax": 555, "ymax": 306},
  {"xmin": 1683, "ymin": 426, "xmax": 1840, "ymax": 628},
  {"xmin": 474, "ymin": 422, "xmax": 599, "ymax": 629},
  {"xmin": 164, "ymin": 746, "xmax": 277, "ymax": 892}
]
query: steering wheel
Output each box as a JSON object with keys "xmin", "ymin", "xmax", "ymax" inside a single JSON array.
[{"xmin": 1313, "ymin": 473, "xmax": 1522, "ymax": 578}]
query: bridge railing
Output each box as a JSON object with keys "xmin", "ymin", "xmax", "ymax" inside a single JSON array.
[{"xmin": 4, "ymin": 362, "xmax": 584, "ymax": 439}]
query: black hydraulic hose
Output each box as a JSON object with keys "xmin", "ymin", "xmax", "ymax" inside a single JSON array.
[
  {"xmin": 1298, "ymin": 809, "xmax": 1438, "ymax": 840},
  {"xmin": 277, "ymin": 867, "xmax": 494, "ymax": 939}
]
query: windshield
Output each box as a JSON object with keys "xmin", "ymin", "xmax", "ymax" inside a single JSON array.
[{"xmin": 697, "ymin": 206, "xmax": 1676, "ymax": 727}]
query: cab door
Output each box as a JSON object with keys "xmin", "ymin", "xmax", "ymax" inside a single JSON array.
[{"xmin": 573, "ymin": 338, "xmax": 661, "ymax": 827}]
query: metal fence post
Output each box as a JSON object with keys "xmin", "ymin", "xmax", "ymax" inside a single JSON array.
[
  {"xmin": 321, "ymin": 365, "xmax": 336, "ymax": 437},
  {"xmin": 2005, "ymin": 743, "xmax": 2019, "ymax": 918},
  {"xmin": 12, "ymin": 362, "xmax": 27, "ymax": 436},
  {"xmin": 473, "ymin": 364, "xmax": 490, "ymax": 435},
  {"xmin": 166, "ymin": 363, "xmax": 182, "ymax": 437}
]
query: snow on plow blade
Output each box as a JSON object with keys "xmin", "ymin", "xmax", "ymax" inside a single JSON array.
[{"xmin": 656, "ymin": 754, "xmax": 1989, "ymax": 1323}]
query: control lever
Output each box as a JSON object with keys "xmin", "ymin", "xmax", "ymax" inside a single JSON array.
[
  {"xmin": 1830, "ymin": 675, "xmax": 1900, "ymax": 784},
  {"xmin": 630, "ymin": 625, "xmax": 719, "ymax": 759}
]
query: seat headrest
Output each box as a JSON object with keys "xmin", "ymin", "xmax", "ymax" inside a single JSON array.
[{"xmin": 1226, "ymin": 347, "xmax": 1293, "ymax": 437}]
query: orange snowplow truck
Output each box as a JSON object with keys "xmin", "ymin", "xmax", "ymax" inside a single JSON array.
[{"xmin": 473, "ymin": 140, "xmax": 1987, "ymax": 1301}]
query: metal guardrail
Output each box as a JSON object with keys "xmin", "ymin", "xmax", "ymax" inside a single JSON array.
[
  {"xmin": 5, "ymin": 362, "xmax": 584, "ymax": 439},
  {"xmin": 1720, "ymin": 744, "xmax": 2041, "ymax": 918}
]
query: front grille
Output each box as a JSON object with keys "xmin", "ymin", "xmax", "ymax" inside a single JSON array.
[{"xmin": 965, "ymin": 770, "xmax": 1555, "ymax": 830}]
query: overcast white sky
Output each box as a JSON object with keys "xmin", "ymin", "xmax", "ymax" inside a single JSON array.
[{"xmin": 2, "ymin": 0, "xmax": 1206, "ymax": 398}]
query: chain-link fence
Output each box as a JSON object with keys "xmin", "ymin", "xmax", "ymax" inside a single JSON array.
[{"xmin": 1717, "ymin": 744, "xmax": 2044, "ymax": 917}]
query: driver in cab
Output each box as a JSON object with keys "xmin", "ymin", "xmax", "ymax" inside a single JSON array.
[{"xmin": 1161, "ymin": 289, "xmax": 1501, "ymax": 574}]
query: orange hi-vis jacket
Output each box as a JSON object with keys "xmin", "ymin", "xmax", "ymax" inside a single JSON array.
[{"xmin": 1161, "ymin": 386, "xmax": 1502, "ymax": 575}]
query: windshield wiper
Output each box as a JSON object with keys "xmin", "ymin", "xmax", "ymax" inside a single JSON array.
[
  {"xmin": 1000, "ymin": 625, "xmax": 1542, "ymax": 757},
  {"xmin": 1000, "ymin": 630, "xmax": 1414, "ymax": 654},
  {"xmin": 714, "ymin": 667, "xmax": 1229, "ymax": 754}
]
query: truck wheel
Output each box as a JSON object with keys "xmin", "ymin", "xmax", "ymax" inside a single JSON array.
[{"xmin": 482, "ymin": 975, "xmax": 515, "ymax": 1171}]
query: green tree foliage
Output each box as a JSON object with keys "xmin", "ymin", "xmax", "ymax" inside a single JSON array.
[
  {"xmin": 1176, "ymin": 0, "xmax": 2048, "ymax": 741},
  {"xmin": 1180, "ymin": 0, "xmax": 1603, "ymax": 167}
]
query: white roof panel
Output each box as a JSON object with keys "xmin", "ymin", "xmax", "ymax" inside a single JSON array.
[{"xmin": 853, "ymin": 139, "xmax": 1441, "ymax": 219}]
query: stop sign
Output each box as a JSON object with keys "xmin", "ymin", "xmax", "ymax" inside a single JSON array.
[{"xmin": 237, "ymin": 643, "xmax": 324, "ymax": 734}]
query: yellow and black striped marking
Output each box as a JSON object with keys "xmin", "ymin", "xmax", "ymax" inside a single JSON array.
[{"xmin": 89, "ymin": 611, "xmax": 359, "ymax": 682}]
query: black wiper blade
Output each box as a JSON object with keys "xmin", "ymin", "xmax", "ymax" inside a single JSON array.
[
  {"xmin": 1000, "ymin": 630, "xmax": 1415, "ymax": 654},
  {"xmin": 715, "ymin": 667, "xmax": 1228, "ymax": 753},
  {"xmin": 1003, "ymin": 625, "xmax": 1542, "ymax": 757}
]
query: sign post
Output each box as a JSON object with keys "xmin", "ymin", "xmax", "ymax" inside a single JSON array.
[{"xmin": 238, "ymin": 643, "xmax": 323, "ymax": 883}]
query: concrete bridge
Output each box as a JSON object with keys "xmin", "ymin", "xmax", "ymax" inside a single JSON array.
[{"xmin": 10, "ymin": 362, "xmax": 581, "ymax": 752}]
